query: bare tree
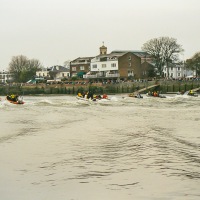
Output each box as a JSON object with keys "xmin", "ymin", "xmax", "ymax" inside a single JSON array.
[
  {"xmin": 142, "ymin": 37, "xmax": 184, "ymax": 77},
  {"xmin": 63, "ymin": 60, "xmax": 71, "ymax": 69},
  {"xmin": 8, "ymin": 55, "xmax": 42, "ymax": 82}
]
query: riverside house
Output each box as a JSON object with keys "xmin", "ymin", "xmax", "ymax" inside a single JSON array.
[
  {"xmin": 36, "ymin": 65, "xmax": 70, "ymax": 82},
  {"xmin": 70, "ymin": 57, "xmax": 94, "ymax": 78},
  {"xmin": 0, "ymin": 70, "xmax": 13, "ymax": 83},
  {"xmin": 83, "ymin": 44, "xmax": 154, "ymax": 81},
  {"xmin": 163, "ymin": 63, "xmax": 195, "ymax": 79}
]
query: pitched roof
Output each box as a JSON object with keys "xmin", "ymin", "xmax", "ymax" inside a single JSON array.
[
  {"xmin": 48, "ymin": 65, "xmax": 69, "ymax": 72},
  {"xmin": 142, "ymin": 61, "xmax": 156, "ymax": 67},
  {"xmin": 95, "ymin": 52, "xmax": 127, "ymax": 59},
  {"xmin": 111, "ymin": 50, "xmax": 150, "ymax": 57},
  {"xmin": 71, "ymin": 56, "xmax": 95, "ymax": 63}
]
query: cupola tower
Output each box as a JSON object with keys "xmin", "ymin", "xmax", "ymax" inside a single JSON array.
[{"xmin": 99, "ymin": 42, "xmax": 107, "ymax": 55}]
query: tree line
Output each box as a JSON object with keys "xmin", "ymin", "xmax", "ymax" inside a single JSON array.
[{"xmin": 7, "ymin": 37, "xmax": 200, "ymax": 83}]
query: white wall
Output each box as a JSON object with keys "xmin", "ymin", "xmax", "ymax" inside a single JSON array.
[
  {"xmin": 90, "ymin": 60, "xmax": 118, "ymax": 72},
  {"xmin": 55, "ymin": 72, "xmax": 70, "ymax": 79},
  {"xmin": 163, "ymin": 67, "xmax": 182, "ymax": 79},
  {"xmin": 36, "ymin": 70, "xmax": 49, "ymax": 77},
  {"xmin": 0, "ymin": 71, "xmax": 12, "ymax": 83},
  {"xmin": 163, "ymin": 65, "xmax": 195, "ymax": 79}
]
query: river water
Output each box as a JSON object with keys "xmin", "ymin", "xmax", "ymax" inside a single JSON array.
[{"xmin": 0, "ymin": 94, "xmax": 200, "ymax": 200}]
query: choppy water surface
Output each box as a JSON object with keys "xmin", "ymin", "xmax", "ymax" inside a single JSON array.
[{"xmin": 0, "ymin": 94, "xmax": 200, "ymax": 200}]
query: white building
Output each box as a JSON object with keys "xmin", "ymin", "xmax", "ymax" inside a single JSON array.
[
  {"xmin": 36, "ymin": 69, "xmax": 49, "ymax": 78},
  {"xmin": 163, "ymin": 64, "xmax": 195, "ymax": 79},
  {"xmin": 0, "ymin": 71, "xmax": 13, "ymax": 83},
  {"xmin": 86, "ymin": 52, "xmax": 120, "ymax": 79},
  {"xmin": 36, "ymin": 66, "xmax": 70, "ymax": 81}
]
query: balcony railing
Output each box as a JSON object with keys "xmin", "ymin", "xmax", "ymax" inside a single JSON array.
[
  {"xmin": 106, "ymin": 73, "xmax": 119, "ymax": 78},
  {"xmin": 83, "ymin": 74, "xmax": 98, "ymax": 78},
  {"xmin": 83, "ymin": 73, "xmax": 120, "ymax": 79}
]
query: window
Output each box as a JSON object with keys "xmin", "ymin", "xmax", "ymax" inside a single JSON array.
[
  {"xmin": 128, "ymin": 70, "xmax": 134, "ymax": 76},
  {"xmin": 92, "ymin": 64, "xmax": 97, "ymax": 68},
  {"xmin": 111, "ymin": 63, "xmax": 116, "ymax": 67},
  {"xmin": 129, "ymin": 56, "xmax": 131, "ymax": 60},
  {"xmin": 178, "ymin": 67, "xmax": 180, "ymax": 71},
  {"xmin": 129, "ymin": 63, "xmax": 131, "ymax": 67},
  {"xmin": 171, "ymin": 73, "xmax": 173, "ymax": 77},
  {"xmin": 102, "ymin": 64, "xmax": 106, "ymax": 68},
  {"xmin": 111, "ymin": 56, "xmax": 116, "ymax": 60},
  {"xmin": 72, "ymin": 67, "xmax": 76, "ymax": 71},
  {"xmin": 171, "ymin": 67, "xmax": 173, "ymax": 71},
  {"xmin": 62, "ymin": 73, "xmax": 65, "ymax": 77},
  {"xmin": 178, "ymin": 73, "xmax": 180, "ymax": 76},
  {"xmin": 80, "ymin": 66, "xmax": 85, "ymax": 70},
  {"xmin": 100, "ymin": 57, "xmax": 107, "ymax": 61}
]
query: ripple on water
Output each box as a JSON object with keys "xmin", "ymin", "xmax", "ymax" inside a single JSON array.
[{"xmin": 0, "ymin": 95, "xmax": 200, "ymax": 199}]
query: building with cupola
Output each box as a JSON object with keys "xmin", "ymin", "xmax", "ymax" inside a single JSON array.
[{"xmin": 82, "ymin": 43, "xmax": 154, "ymax": 80}]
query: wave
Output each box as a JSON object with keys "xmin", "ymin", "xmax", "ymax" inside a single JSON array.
[{"xmin": 1, "ymin": 95, "xmax": 199, "ymax": 111}]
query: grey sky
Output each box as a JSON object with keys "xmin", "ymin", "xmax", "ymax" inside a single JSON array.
[{"xmin": 0, "ymin": 0, "xmax": 200, "ymax": 70}]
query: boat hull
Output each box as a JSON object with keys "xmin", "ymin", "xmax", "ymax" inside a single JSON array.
[
  {"xmin": 146, "ymin": 94, "xmax": 166, "ymax": 98},
  {"xmin": 6, "ymin": 97, "xmax": 24, "ymax": 104},
  {"xmin": 76, "ymin": 96, "xmax": 109, "ymax": 101}
]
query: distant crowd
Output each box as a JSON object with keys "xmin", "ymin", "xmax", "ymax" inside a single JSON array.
[{"xmin": 0, "ymin": 77, "xmax": 199, "ymax": 87}]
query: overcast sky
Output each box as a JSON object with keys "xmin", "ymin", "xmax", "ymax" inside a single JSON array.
[{"xmin": 0, "ymin": 0, "xmax": 200, "ymax": 70}]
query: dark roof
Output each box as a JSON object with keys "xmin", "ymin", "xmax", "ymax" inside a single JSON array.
[
  {"xmin": 95, "ymin": 52, "xmax": 126, "ymax": 59},
  {"xmin": 142, "ymin": 61, "xmax": 156, "ymax": 67},
  {"xmin": 111, "ymin": 50, "xmax": 150, "ymax": 57},
  {"xmin": 48, "ymin": 65, "xmax": 69, "ymax": 72},
  {"xmin": 94, "ymin": 50, "xmax": 150, "ymax": 60},
  {"xmin": 71, "ymin": 57, "xmax": 95, "ymax": 63}
]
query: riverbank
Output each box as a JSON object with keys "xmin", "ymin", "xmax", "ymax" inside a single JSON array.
[{"xmin": 0, "ymin": 80, "xmax": 199, "ymax": 95}]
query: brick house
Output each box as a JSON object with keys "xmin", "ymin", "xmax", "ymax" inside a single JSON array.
[
  {"xmin": 141, "ymin": 61, "xmax": 156, "ymax": 79},
  {"xmin": 70, "ymin": 57, "xmax": 94, "ymax": 78},
  {"xmin": 84, "ymin": 45, "xmax": 154, "ymax": 80}
]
